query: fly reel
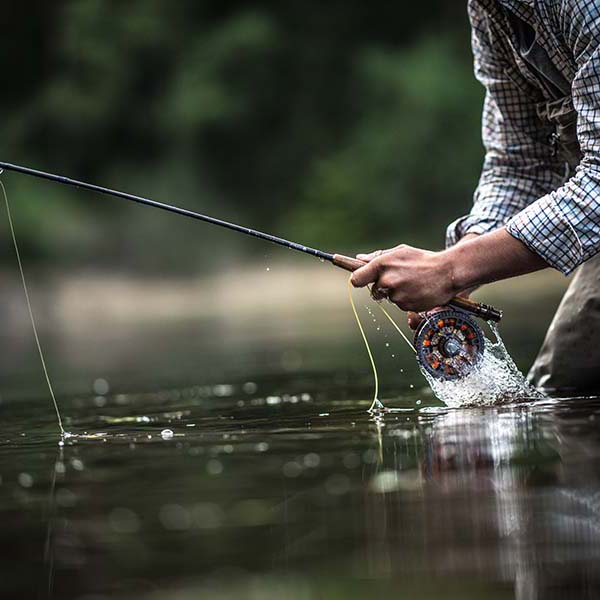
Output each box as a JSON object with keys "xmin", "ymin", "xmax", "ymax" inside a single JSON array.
[{"xmin": 414, "ymin": 308, "xmax": 485, "ymax": 381}]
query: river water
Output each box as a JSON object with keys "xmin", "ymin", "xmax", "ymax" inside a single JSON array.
[{"xmin": 2, "ymin": 272, "xmax": 599, "ymax": 599}]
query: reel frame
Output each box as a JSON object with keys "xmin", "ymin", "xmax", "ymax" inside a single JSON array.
[{"xmin": 414, "ymin": 308, "xmax": 485, "ymax": 381}]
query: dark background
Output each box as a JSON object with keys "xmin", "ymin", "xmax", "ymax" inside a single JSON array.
[{"xmin": 1, "ymin": 1, "xmax": 483, "ymax": 273}]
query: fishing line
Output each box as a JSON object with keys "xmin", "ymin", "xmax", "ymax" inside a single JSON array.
[
  {"xmin": 375, "ymin": 302, "xmax": 416, "ymax": 353},
  {"xmin": 1, "ymin": 179, "xmax": 65, "ymax": 436},
  {"xmin": 347, "ymin": 278, "xmax": 381, "ymax": 411}
]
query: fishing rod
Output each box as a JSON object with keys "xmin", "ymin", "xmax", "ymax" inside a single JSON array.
[{"xmin": 0, "ymin": 161, "xmax": 502, "ymax": 379}]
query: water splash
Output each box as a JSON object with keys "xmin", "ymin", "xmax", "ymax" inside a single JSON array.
[{"xmin": 420, "ymin": 322, "xmax": 544, "ymax": 408}]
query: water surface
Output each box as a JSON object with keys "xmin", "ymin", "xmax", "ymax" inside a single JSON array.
[
  {"xmin": 3, "ymin": 374, "xmax": 600, "ymax": 599},
  {"xmin": 2, "ymin": 271, "xmax": 597, "ymax": 599}
]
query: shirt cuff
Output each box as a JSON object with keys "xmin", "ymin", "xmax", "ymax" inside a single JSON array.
[
  {"xmin": 446, "ymin": 215, "xmax": 504, "ymax": 248},
  {"xmin": 506, "ymin": 196, "xmax": 584, "ymax": 275}
]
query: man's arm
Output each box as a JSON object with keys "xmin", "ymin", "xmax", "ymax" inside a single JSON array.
[
  {"xmin": 351, "ymin": 228, "xmax": 547, "ymax": 313},
  {"xmin": 460, "ymin": 2, "xmax": 600, "ymax": 275},
  {"xmin": 350, "ymin": 4, "xmax": 562, "ymax": 315},
  {"xmin": 503, "ymin": 4, "xmax": 600, "ymax": 275},
  {"xmin": 446, "ymin": 2, "xmax": 566, "ymax": 247},
  {"xmin": 353, "ymin": 3, "xmax": 600, "ymax": 312}
]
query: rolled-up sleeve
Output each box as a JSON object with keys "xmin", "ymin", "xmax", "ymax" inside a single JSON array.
[
  {"xmin": 506, "ymin": 8, "xmax": 600, "ymax": 275},
  {"xmin": 447, "ymin": 2, "xmax": 565, "ymax": 247}
]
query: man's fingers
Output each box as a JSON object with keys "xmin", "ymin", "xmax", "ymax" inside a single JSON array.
[
  {"xmin": 351, "ymin": 260, "xmax": 380, "ymax": 288},
  {"xmin": 407, "ymin": 311, "xmax": 423, "ymax": 330},
  {"xmin": 356, "ymin": 247, "xmax": 394, "ymax": 262},
  {"xmin": 356, "ymin": 252, "xmax": 380, "ymax": 262},
  {"xmin": 370, "ymin": 285, "xmax": 389, "ymax": 302}
]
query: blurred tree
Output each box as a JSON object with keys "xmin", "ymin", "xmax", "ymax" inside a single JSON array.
[
  {"xmin": 284, "ymin": 37, "xmax": 484, "ymax": 252},
  {"xmin": 0, "ymin": 1, "xmax": 483, "ymax": 271}
]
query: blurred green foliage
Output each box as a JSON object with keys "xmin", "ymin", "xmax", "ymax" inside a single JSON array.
[{"xmin": 1, "ymin": 1, "xmax": 484, "ymax": 272}]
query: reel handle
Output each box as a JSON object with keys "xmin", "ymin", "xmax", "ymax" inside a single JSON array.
[{"xmin": 332, "ymin": 254, "xmax": 503, "ymax": 323}]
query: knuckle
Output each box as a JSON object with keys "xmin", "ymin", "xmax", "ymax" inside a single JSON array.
[
  {"xmin": 378, "ymin": 275, "xmax": 394, "ymax": 289},
  {"xmin": 373, "ymin": 256, "xmax": 385, "ymax": 269}
]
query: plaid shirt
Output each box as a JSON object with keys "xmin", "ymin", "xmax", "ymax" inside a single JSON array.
[{"xmin": 447, "ymin": 0, "xmax": 600, "ymax": 275}]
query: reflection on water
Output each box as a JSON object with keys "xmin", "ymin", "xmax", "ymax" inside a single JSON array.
[
  {"xmin": 0, "ymin": 269, "xmax": 589, "ymax": 598},
  {"xmin": 2, "ymin": 378, "xmax": 600, "ymax": 599}
]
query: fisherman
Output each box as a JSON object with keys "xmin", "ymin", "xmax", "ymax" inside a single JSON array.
[{"xmin": 352, "ymin": 0, "xmax": 600, "ymax": 395}]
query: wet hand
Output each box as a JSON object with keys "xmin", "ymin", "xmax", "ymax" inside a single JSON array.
[
  {"xmin": 353, "ymin": 229, "xmax": 550, "ymax": 327},
  {"xmin": 402, "ymin": 234, "xmax": 481, "ymax": 330},
  {"xmin": 350, "ymin": 244, "xmax": 457, "ymax": 313}
]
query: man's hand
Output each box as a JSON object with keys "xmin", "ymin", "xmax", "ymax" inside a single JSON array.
[
  {"xmin": 351, "ymin": 244, "xmax": 458, "ymax": 312},
  {"xmin": 351, "ymin": 228, "xmax": 549, "ymax": 318},
  {"xmin": 406, "ymin": 233, "xmax": 480, "ymax": 330}
]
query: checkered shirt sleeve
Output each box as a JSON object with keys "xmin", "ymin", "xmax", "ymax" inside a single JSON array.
[{"xmin": 447, "ymin": 1, "xmax": 600, "ymax": 275}]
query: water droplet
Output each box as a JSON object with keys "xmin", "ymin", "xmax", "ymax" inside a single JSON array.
[
  {"xmin": 213, "ymin": 384, "xmax": 234, "ymax": 397},
  {"xmin": 93, "ymin": 378, "xmax": 110, "ymax": 396},
  {"xmin": 206, "ymin": 459, "xmax": 223, "ymax": 475},
  {"xmin": 18, "ymin": 473, "xmax": 33, "ymax": 488},
  {"xmin": 71, "ymin": 458, "xmax": 84, "ymax": 471},
  {"xmin": 303, "ymin": 453, "xmax": 320, "ymax": 467}
]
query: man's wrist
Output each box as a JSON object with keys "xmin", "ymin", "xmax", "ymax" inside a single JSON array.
[
  {"xmin": 443, "ymin": 227, "xmax": 549, "ymax": 293},
  {"xmin": 444, "ymin": 232, "xmax": 482, "ymax": 296},
  {"xmin": 443, "ymin": 242, "xmax": 477, "ymax": 295}
]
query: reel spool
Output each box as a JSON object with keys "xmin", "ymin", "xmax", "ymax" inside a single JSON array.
[{"xmin": 414, "ymin": 308, "xmax": 485, "ymax": 381}]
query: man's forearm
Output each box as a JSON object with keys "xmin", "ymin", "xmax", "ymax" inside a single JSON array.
[
  {"xmin": 447, "ymin": 227, "xmax": 549, "ymax": 294},
  {"xmin": 352, "ymin": 227, "xmax": 549, "ymax": 313}
]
